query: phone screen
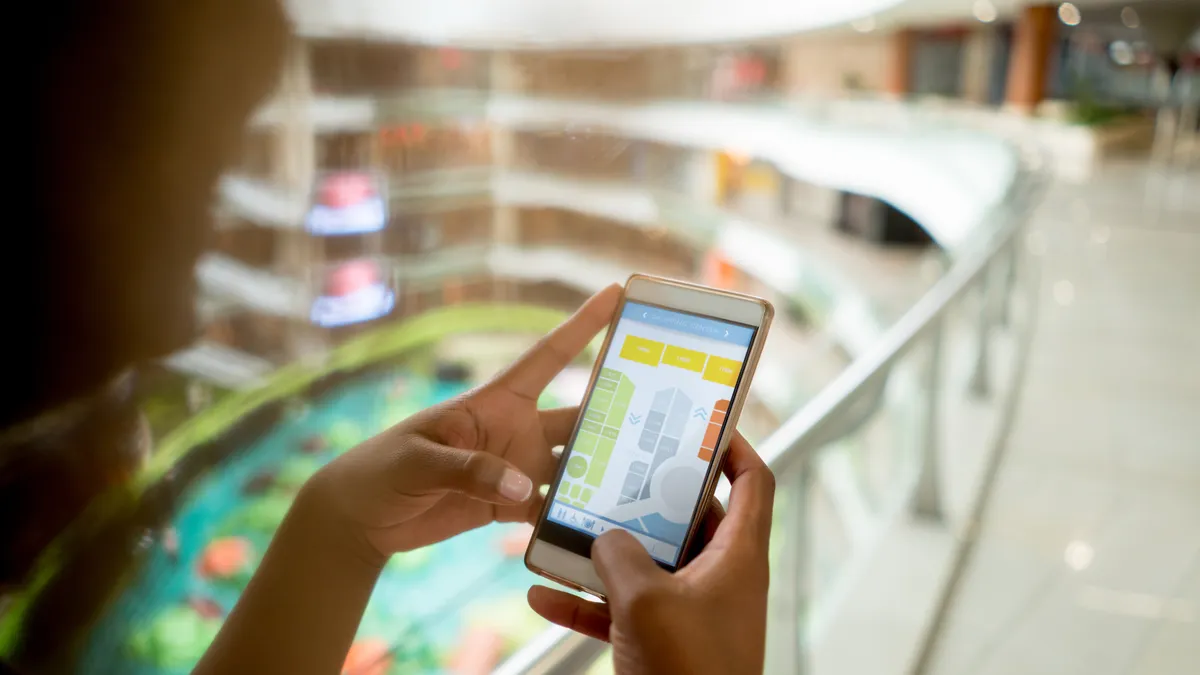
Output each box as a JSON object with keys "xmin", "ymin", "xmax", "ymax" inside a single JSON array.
[{"xmin": 543, "ymin": 300, "xmax": 757, "ymax": 568}]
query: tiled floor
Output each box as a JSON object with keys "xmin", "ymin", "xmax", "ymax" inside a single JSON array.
[{"xmin": 926, "ymin": 161, "xmax": 1200, "ymax": 675}]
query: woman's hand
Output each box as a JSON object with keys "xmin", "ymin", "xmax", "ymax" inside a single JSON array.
[
  {"xmin": 527, "ymin": 433, "xmax": 776, "ymax": 675},
  {"xmin": 309, "ymin": 284, "xmax": 622, "ymax": 560}
]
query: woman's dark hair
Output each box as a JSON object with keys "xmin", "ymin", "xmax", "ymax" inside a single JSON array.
[
  {"xmin": 5, "ymin": 1, "xmax": 287, "ymax": 668},
  {"xmin": 10, "ymin": 0, "xmax": 288, "ymax": 429}
]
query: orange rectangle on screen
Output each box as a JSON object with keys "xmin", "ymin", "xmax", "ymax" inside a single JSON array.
[
  {"xmin": 702, "ymin": 422, "xmax": 721, "ymax": 449},
  {"xmin": 697, "ymin": 448, "xmax": 714, "ymax": 462},
  {"xmin": 714, "ymin": 399, "xmax": 730, "ymax": 412},
  {"xmin": 711, "ymin": 410, "xmax": 726, "ymax": 425}
]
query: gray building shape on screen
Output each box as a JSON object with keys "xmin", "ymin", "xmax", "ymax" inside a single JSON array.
[{"xmin": 618, "ymin": 387, "xmax": 692, "ymax": 504}]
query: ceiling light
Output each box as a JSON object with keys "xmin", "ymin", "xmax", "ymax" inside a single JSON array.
[
  {"xmin": 1120, "ymin": 7, "xmax": 1139, "ymax": 29},
  {"xmin": 1053, "ymin": 280, "xmax": 1076, "ymax": 306},
  {"xmin": 1064, "ymin": 540, "xmax": 1094, "ymax": 571},
  {"xmin": 973, "ymin": 0, "xmax": 997, "ymax": 24},
  {"xmin": 1058, "ymin": 2, "xmax": 1081, "ymax": 27},
  {"xmin": 851, "ymin": 15, "xmax": 877, "ymax": 33},
  {"xmin": 1109, "ymin": 40, "xmax": 1134, "ymax": 66}
]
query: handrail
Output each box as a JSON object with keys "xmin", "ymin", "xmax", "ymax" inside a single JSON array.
[
  {"xmin": 757, "ymin": 175, "xmax": 1032, "ymax": 475},
  {"xmin": 497, "ymin": 142, "xmax": 1043, "ymax": 674}
]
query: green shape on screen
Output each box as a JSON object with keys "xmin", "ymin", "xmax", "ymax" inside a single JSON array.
[
  {"xmin": 566, "ymin": 456, "xmax": 588, "ymax": 479},
  {"xmin": 573, "ymin": 432, "xmax": 598, "ymax": 457}
]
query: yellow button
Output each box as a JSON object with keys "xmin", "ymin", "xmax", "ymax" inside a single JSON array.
[
  {"xmin": 662, "ymin": 345, "xmax": 706, "ymax": 373},
  {"xmin": 619, "ymin": 335, "xmax": 665, "ymax": 367},
  {"xmin": 703, "ymin": 356, "xmax": 742, "ymax": 387}
]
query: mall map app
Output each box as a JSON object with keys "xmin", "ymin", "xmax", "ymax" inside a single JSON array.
[{"xmin": 549, "ymin": 301, "xmax": 756, "ymax": 565}]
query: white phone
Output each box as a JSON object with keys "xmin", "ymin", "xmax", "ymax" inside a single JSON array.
[{"xmin": 525, "ymin": 274, "xmax": 774, "ymax": 598}]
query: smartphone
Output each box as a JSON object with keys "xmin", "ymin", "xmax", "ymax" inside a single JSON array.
[{"xmin": 525, "ymin": 274, "xmax": 774, "ymax": 598}]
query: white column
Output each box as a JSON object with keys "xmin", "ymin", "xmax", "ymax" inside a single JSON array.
[
  {"xmin": 489, "ymin": 50, "xmax": 523, "ymax": 93},
  {"xmin": 683, "ymin": 149, "xmax": 719, "ymax": 204},
  {"xmin": 273, "ymin": 38, "xmax": 316, "ymax": 196},
  {"xmin": 489, "ymin": 50, "xmax": 520, "ymax": 257},
  {"xmin": 271, "ymin": 37, "xmax": 319, "ymax": 360}
]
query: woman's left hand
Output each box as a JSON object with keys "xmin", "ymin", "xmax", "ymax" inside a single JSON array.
[{"xmin": 307, "ymin": 285, "xmax": 622, "ymax": 560}]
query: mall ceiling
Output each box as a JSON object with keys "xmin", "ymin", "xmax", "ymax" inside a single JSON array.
[
  {"xmin": 877, "ymin": 0, "xmax": 1199, "ymax": 35},
  {"xmin": 286, "ymin": 0, "xmax": 1199, "ymax": 50},
  {"xmin": 286, "ymin": 0, "xmax": 908, "ymax": 48}
]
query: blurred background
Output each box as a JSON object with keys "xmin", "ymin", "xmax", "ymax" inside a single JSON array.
[{"xmin": 2, "ymin": 0, "xmax": 1197, "ymax": 673}]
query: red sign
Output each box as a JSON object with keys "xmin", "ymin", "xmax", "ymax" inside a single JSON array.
[
  {"xmin": 319, "ymin": 174, "xmax": 376, "ymax": 209},
  {"xmin": 325, "ymin": 260, "xmax": 381, "ymax": 297}
]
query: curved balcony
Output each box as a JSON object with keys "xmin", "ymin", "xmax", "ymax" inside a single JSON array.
[{"xmin": 252, "ymin": 93, "xmax": 1017, "ymax": 249}]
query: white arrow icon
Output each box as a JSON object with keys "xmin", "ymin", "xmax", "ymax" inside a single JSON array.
[
  {"xmin": 643, "ymin": 312, "xmax": 648, "ymax": 319},
  {"xmin": 725, "ymin": 330, "xmax": 730, "ymax": 337}
]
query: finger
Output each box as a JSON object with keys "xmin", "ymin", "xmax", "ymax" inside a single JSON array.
[
  {"xmin": 394, "ymin": 438, "xmax": 534, "ymax": 505},
  {"xmin": 521, "ymin": 492, "xmax": 546, "ymax": 526},
  {"xmin": 540, "ymin": 407, "xmax": 580, "ymax": 448},
  {"xmin": 712, "ymin": 443, "xmax": 775, "ymax": 558},
  {"xmin": 592, "ymin": 530, "xmax": 668, "ymax": 602},
  {"xmin": 722, "ymin": 431, "xmax": 768, "ymax": 483},
  {"xmin": 683, "ymin": 498, "xmax": 726, "ymax": 563},
  {"xmin": 527, "ymin": 586, "xmax": 611, "ymax": 643},
  {"xmin": 495, "ymin": 285, "xmax": 622, "ymax": 400},
  {"xmin": 700, "ymin": 498, "xmax": 726, "ymax": 541}
]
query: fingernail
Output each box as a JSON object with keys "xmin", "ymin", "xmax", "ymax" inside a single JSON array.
[{"xmin": 499, "ymin": 468, "xmax": 533, "ymax": 502}]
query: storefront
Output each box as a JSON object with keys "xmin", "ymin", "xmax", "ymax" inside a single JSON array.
[
  {"xmin": 317, "ymin": 132, "xmax": 375, "ymax": 171},
  {"xmin": 703, "ymin": 48, "xmax": 782, "ymax": 101},
  {"xmin": 516, "ymin": 207, "xmax": 696, "ymax": 277},
  {"xmin": 309, "ymin": 40, "xmax": 489, "ymax": 95},
  {"xmin": 377, "ymin": 121, "xmax": 492, "ymax": 175},
  {"xmin": 384, "ymin": 207, "xmax": 494, "ymax": 257},
  {"xmin": 514, "ymin": 130, "xmax": 638, "ymax": 180},
  {"xmin": 510, "ymin": 49, "xmax": 690, "ymax": 99},
  {"xmin": 713, "ymin": 152, "xmax": 782, "ymax": 218}
]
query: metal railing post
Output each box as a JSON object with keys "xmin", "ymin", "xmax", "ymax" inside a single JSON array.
[
  {"xmin": 913, "ymin": 318, "xmax": 945, "ymax": 522},
  {"xmin": 782, "ymin": 460, "xmax": 813, "ymax": 675},
  {"xmin": 967, "ymin": 266, "xmax": 995, "ymax": 398},
  {"xmin": 996, "ymin": 239, "xmax": 1018, "ymax": 328}
]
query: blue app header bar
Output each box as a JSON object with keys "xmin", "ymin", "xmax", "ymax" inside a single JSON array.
[{"xmin": 622, "ymin": 302, "xmax": 755, "ymax": 347}]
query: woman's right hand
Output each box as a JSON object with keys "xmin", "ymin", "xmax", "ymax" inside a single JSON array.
[{"xmin": 528, "ymin": 433, "xmax": 776, "ymax": 675}]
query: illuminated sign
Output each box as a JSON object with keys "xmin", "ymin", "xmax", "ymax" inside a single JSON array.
[
  {"xmin": 309, "ymin": 259, "xmax": 396, "ymax": 328},
  {"xmin": 305, "ymin": 172, "xmax": 389, "ymax": 236}
]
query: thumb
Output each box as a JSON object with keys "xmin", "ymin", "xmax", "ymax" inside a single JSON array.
[
  {"xmin": 396, "ymin": 438, "xmax": 534, "ymax": 504},
  {"xmin": 592, "ymin": 530, "xmax": 668, "ymax": 600}
]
